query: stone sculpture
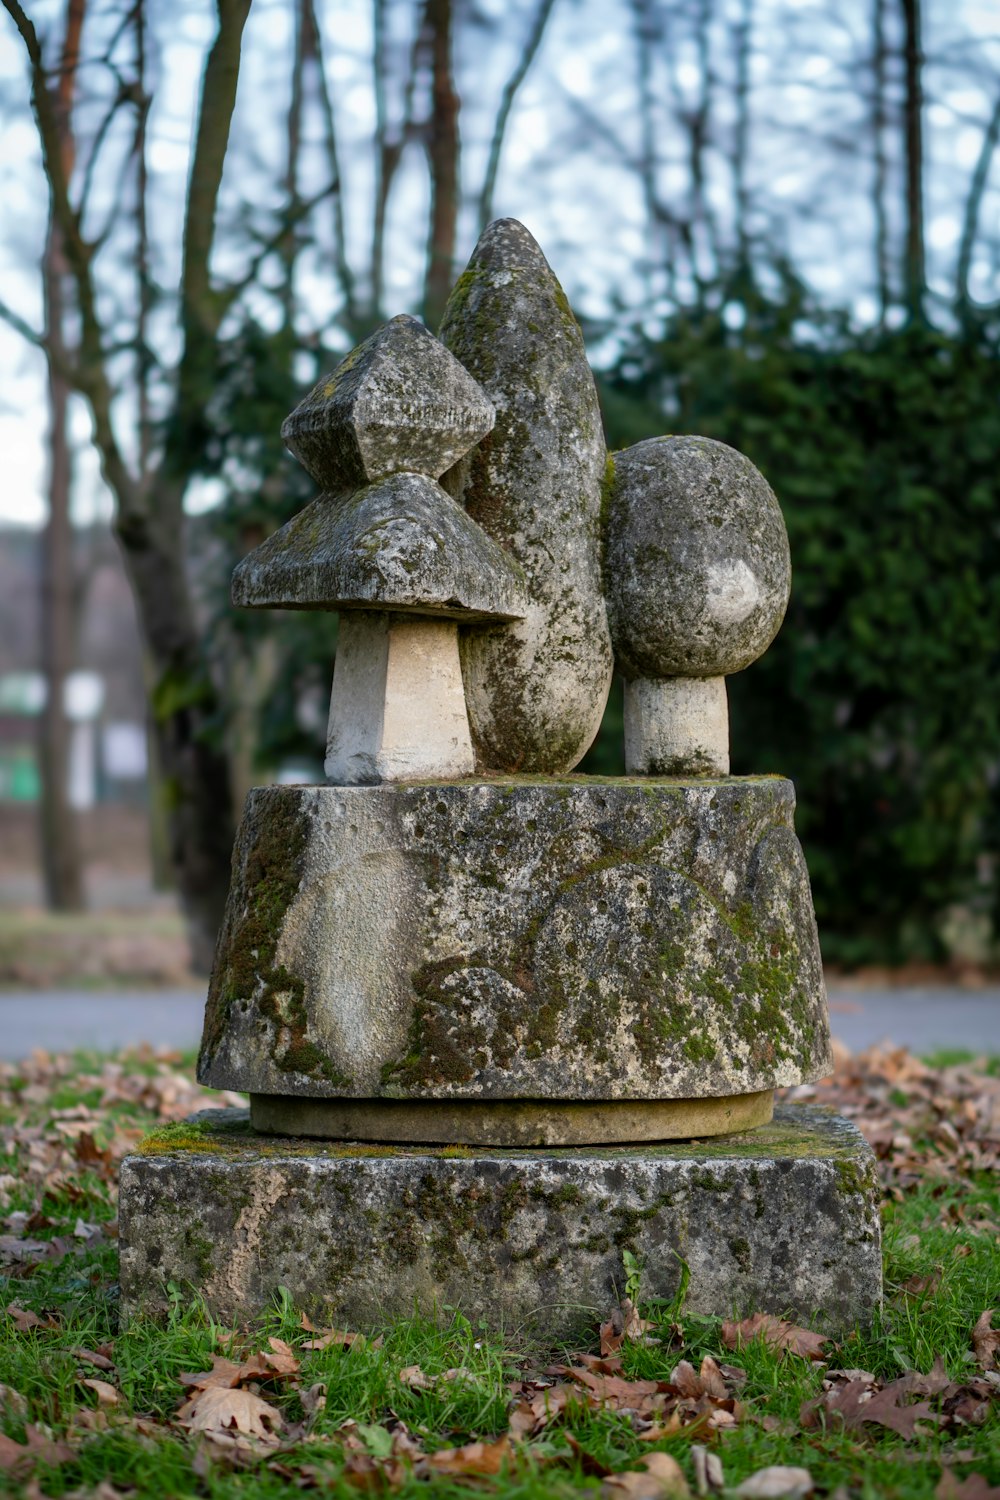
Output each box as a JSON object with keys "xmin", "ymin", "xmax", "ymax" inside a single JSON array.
[
  {"xmin": 119, "ymin": 223, "xmax": 881, "ymax": 1338},
  {"xmin": 439, "ymin": 219, "xmax": 613, "ymax": 774},
  {"xmin": 605, "ymin": 436, "xmax": 791, "ymax": 776}
]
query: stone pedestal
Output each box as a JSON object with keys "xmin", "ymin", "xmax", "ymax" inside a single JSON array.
[
  {"xmin": 119, "ymin": 1104, "xmax": 880, "ymax": 1337},
  {"xmin": 198, "ymin": 776, "xmax": 831, "ymax": 1135}
]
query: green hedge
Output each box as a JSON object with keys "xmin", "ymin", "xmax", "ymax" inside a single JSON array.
[{"xmin": 590, "ymin": 305, "xmax": 1000, "ymax": 965}]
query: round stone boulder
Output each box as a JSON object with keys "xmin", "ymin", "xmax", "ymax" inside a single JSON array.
[{"xmin": 606, "ymin": 436, "xmax": 791, "ymax": 680}]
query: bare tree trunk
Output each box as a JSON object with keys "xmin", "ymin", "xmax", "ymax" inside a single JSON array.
[
  {"xmin": 39, "ymin": 0, "xmax": 86, "ymax": 912},
  {"xmin": 900, "ymin": 0, "xmax": 925, "ymax": 321},
  {"xmin": 40, "ymin": 255, "xmax": 84, "ymax": 910},
  {"xmin": 872, "ymin": 0, "xmax": 891, "ymax": 321},
  {"xmin": 4, "ymin": 0, "xmax": 250, "ymax": 971},
  {"xmin": 956, "ymin": 90, "xmax": 1000, "ymax": 310},
  {"xmin": 115, "ymin": 493, "xmax": 235, "ymax": 971},
  {"xmin": 422, "ymin": 0, "xmax": 460, "ymax": 328}
]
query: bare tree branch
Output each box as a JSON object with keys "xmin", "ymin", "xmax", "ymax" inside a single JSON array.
[
  {"xmin": 477, "ymin": 0, "xmax": 556, "ymax": 231},
  {"xmin": 76, "ymin": 82, "xmax": 134, "ymax": 224},
  {"xmin": 305, "ymin": 0, "xmax": 358, "ymax": 331},
  {"xmin": 956, "ymin": 89, "xmax": 1000, "ymax": 307},
  {"xmin": 372, "ymin": 0, "xmax": 425, "ymax": 317},
  {"xmin": 2, "ymin": 0, "xmax": 138, "ymax": 517},
  {"xmin": 0, "ymin": 297, "xmax": 49, "ymax": 351},
  {"xmin": 218, "ymin": 179, "xmax": 343, "ymax": 315}
]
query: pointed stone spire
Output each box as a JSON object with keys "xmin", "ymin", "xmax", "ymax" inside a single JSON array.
[{"xmin": 439, "ymin": 219, "xmax": 613, "ymax": 775}]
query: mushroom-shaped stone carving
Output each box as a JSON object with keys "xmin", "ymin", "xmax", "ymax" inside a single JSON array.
[
  {"xmin": 605, "ymin": 436, "xmax": 790, "ymax": 776},
  {"xmin": 232, "ymin": 315, "xmax": 527, "ymax": 784}
]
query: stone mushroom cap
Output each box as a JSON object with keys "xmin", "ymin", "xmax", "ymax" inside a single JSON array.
[
  {"xmin": 232, "ymin": 472, "xmax": 528, "ymax": 622},
  {"xmin": 606, "ymin": 435, "xmax": 791, "ymax": 679},
  {"xmin": 281, "ymin": 314, "xmax": 496, "ymax": 492}
]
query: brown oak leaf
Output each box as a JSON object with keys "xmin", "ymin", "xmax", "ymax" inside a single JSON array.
[
  {"xmin": 81, "ymin": 1377, "xmax": 119, "ymax": 1406},
  {"xmin": 422, "ymin": 1436, "xmax": 512, "ymax": 1476},
  {"xmin": 0, "ymin": 1425, "xmax": 76, "ymax": 1475},
  {"xmin": 803, "ymin": 1378, "xmax": 941, "ymax": 1439},
  {"xmin": 178, "ymin": 1355, "xmax": 245, "ymax": 1391},
  {"xmin": 72, "ymin": 1345, "xmax": 116, "ymax": 1372},
  {"xmin": 5, "ymin": 1305, "xmax": 58, "ymax": 1332},
  {"xmin": 177, "ymin": 1386, "xmax": 284, "ymax": 1443},
  {"xmin": 936, "ymin": 1472, "xmax": 1000, "ymax": 1500},
  {"xmin": 971, "ymin": 1311, "xmax": 999, "ymax": 1371},
  {"xmin": 722, "ymin": 1314, "xmax": 829, "ymax": 1361},
  {"xmin": 602, "ymin": 1451, "xmax": 690, "ymax": 1498}
]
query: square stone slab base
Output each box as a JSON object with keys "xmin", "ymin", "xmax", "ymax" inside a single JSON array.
[{"xmin": 118, "ymin": 1104, "xmax": 881, "ymax": 1338}]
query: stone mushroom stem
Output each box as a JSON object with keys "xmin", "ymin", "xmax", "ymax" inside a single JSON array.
[
  {"xmin": 624, "ymin": 676, "xmax": 730, "ymax": 778},
  {"xmin": 325, "ymin": 610, "xmax": 474, "ymax": 784}
]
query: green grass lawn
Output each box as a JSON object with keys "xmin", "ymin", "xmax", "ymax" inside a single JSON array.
[{"xmin": 0, "ymin": 1047, "xmax": 996, "ymax": 1498}]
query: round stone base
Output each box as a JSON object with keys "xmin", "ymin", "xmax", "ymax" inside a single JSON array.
[
  {"xmin": 249, "ymin": 1089, "xmax": 774, "ymax": 1146},
  {"xmin": 199, "ymin": 778, "xmax": 832, "ymax": 1105}
]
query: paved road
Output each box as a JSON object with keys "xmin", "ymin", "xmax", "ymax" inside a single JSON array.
[
  {"xmin": 826, "ymin": 986, "xmax": 999, "ymax": 1055},
  {"xmin": 0, "ymin": 986, "xmax": 997, "ymax": 1060},
  {"xmin": 0, "ymin": 989, "xmax": 207, "ymax": 1058}
]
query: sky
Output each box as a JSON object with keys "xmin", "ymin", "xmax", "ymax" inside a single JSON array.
[{"xmin": 0, "ymin": 0, "xmax": 998, "ymax": 529}]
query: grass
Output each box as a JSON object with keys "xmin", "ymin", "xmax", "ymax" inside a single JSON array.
[{"xmin": 0, "ymin": 1050, "xmax": 997, "ymax": 1497}]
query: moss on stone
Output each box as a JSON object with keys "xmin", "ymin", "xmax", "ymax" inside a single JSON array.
[
  {"xmin": 136, "ymin": 1120, "xmax": 216, "ymax": 1156},
  {"xmin": 201, "ymin": 790, "xmax": 351, "ymax": 1089}
]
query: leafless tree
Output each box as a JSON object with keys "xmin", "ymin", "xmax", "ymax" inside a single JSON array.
[{"xmin": 38, "ymin": 0, "xmax": 86, "ymax": 912}]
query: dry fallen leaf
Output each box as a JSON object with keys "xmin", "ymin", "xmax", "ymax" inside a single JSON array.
[
  {"xmin": 423, "ymin": 1436, "xmax": 512, "ymax": 1476},
  {"xmin": 177, "ymin": 1386, "xmax": 284, "ymax": 1444},
  {"xmin": 0, "ymin": 1383, "xmax": 29, "ymax": 1419},
  {"xmin": 0, "ymin": 1425, "xmax": 76, "ymax": 1475},
  {"xmin": 971, "ymin": 1312, "xmax": 999, "ymax": 1371},
  {"xmin": 734, "ymin": 1467, "xmax": 814, "ymax": 1498},
  {"xmin": 73, "ymin": 1345, "xmax": 116, "ymax": 1372},
  {"xmin": 301, "ymin": 1326, "xmax": 363, "ymax": 1351},
  {"xmin": 691, "ymin": 1443, "xmax": 724, "ymax": 1495},
  {"xmin": 81, "ymin": 1377, "xmax": 120, "ymax": 1406},
  {"xmin": 5, "ymin": 1305, "xmax": 58, "ymax": 1333},
  {"xmin": 602, "ymin": 1452, "xmax": 690, "ymax": 1498},
  {"xmin": 178, "ymin": 1355, "xmax": 245, "ymax": 1392},
  {"xmin": 601, "ymin": 1298, "xmax": 658, "ymax": 1355},
  {"xmin": 936, "ymin": 1473, "xmax": 1000, "ymax": 1500},
  {"xmin": 802, "ymin": 1378, "xmax": 941, "ymax": 1439},
  {"xmin": 721, "ymin": 1314, "xmax": 829, "ymax": 1361}
]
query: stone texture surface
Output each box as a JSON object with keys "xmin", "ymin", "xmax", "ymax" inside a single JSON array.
[
  {"xmin": 119, "ymin": 1104, "xmax": 881, "ymax": 1335},
  {"xmin": 198, "ymin": 778, "xmax": 832, "ymax": 1103},
  {"xmin": 249, "ymin": 1088, "xmax": 774, "ymax": 1146},
  {"xmin": 325, "ymin": 613, "xmax": 474, "ymax": 785},
  {"xmin": 231, "ymin": 472, "xmax": 527, "ymax": 619},
  {"xmin": 606, "ymin": 437, "xmax": 791, "ymax": 680},
  {"xmin": 625, "ymin": 677, "xmax": 730, "ymax": 777},
  {"xmin": 439, "ymin": 218, "xmax": 613, "ymax": 773},
  {"xmin": 281, "ymin": 314, "xmax": 495, "ymax": 491}
]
